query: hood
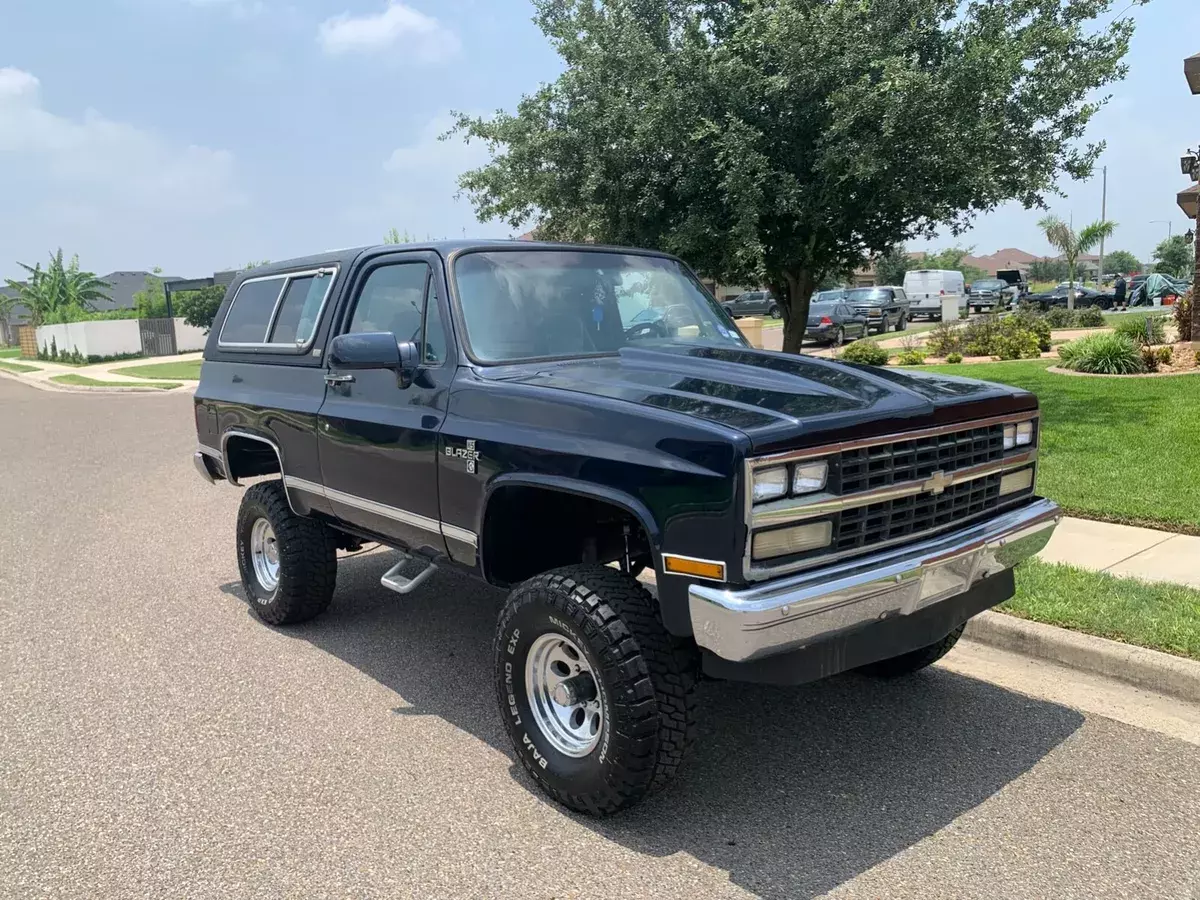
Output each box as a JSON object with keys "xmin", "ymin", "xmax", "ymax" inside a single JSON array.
[{"xmin": 486, "ymin": 344, "xmax": 1036, "ymax": 454}]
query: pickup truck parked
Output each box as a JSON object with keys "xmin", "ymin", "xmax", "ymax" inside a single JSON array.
[
  {"xmin": 845, "ymin": 285, "xmax": 911, "ymax": 333},
  {"xmin": 193, "ymin": 241, "xmax": 1059, "ymax": 815}
]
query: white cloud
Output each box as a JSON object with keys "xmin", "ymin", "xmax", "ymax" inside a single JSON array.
[
  {"xmin": 318, "ymin": 2, "xmax": 459, "ymax": 61},
  {"xmin": 336, "ymin": 111, "xmax": 506, "ymax": 242},
  {"xmin": 0, "ymin": 67, "xmax": 243, "ymax": 214}
]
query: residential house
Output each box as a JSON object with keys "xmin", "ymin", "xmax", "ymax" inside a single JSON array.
[{"xmin": 0, "ymin": 270, "xmax": 178, "ymax": 344}]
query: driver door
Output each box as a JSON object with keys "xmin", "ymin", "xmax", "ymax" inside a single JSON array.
[{"xmin": 317, "ymin": 251, "xmax": 452, "ymax": 552}]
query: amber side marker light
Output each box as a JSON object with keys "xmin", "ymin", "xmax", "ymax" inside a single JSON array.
[{"xmin": 662, "ymin": 555, "xmax": 726, "ymax": 581}]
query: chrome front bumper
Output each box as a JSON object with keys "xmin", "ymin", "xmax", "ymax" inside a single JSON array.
[{"xmin": 689, "ymin": 499, "xmax": 1060, "ymax": 663}]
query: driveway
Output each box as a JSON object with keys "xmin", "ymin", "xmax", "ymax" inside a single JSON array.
[{"xmin": 1, "ymin": 377, "xmax": 1198, "ymax": 899}]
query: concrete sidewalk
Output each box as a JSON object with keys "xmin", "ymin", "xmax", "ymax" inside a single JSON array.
[
  {"xmin": 1039, "ymin": 517, "xmax": 1200, "ymax": 588},
  {"xmin": 9, "ymin": 351, "xmax": 202, "ymax": 387}
]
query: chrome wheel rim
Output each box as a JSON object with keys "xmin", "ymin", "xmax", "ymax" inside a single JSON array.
[
  {"xmin": 525, "ymin": 633, "xmax": 602, "ymax": 758},
  {"xmin": 250, "ymin": 518, "xmax": 280, "ymax": 593}
]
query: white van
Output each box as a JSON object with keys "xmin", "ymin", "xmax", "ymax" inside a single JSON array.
[{"xmin": 903, "ymin": 269, "xmax": 966, "ymax": 320}]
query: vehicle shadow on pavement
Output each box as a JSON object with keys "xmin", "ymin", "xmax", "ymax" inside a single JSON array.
[{"xmin": 227, "ymin": 552, "xmax": 1085, "ymax": 900}]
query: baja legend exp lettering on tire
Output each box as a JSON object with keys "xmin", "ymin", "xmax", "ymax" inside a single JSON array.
[{"xmin": 494, "ymin": 565, "xmax": 698, "ymax": 816}]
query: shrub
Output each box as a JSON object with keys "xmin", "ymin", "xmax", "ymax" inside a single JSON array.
[
  {"xmin": 1076, "ymin": 306, "xmax": 1105, "ymax": 328},
  {"xmin": 924, "ymin": 321, "xmax": 964, "ymax": 357},
  {"xmin": 946, "ymin": 352, "xmax": 963, "ymax": 364},
  {"xmin": 962, "ymin": 313, "xmax": 1002, "ymax": 356},
  {"xmin": 1176, "ymin": 289, "xmax": 1194, "ymax": 342},
  {"xmin": 992, "ymin": 318, "xmax": 1043, "ymax": 360},
  {"xmin": 1140, "ymin": 346, "xmax": 1160, "ymax": 373},
  {"xmin": 1043, "ymin": 307, "xmax": 1076, "ymax": 329},
  {"xmin": 1114, "ymin": 314, "xmax": 1166, "ymax": 346},
  {"xmin": 840, "ymin": 339, "xmax": 889, "ymax": 366},
  {"xmin": 1156, "ymin": 346, "xmax": 1174, "ymax": 364},
  {"xmin": 896, "ymin": 349, "xmax": 926, "ymax": 365},
  {"xmin": 1058, "ymin": 332, "xmax": 1145, "ymax": 375}
]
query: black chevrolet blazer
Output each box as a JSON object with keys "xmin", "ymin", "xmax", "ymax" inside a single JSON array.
[{"xmin": 193, "ymin": 240, "xmax": 1060, "ymax": 815}]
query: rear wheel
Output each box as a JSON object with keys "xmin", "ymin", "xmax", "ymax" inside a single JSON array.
[
  {"xmin": 769, "ymin": 305, "xmax": 781, "ymax": 320},
  {"xmin": 831, "ymin": 326, "xmax": 845, "ymax": 347},
  {"xmin": 495, "ymin": 565, "xmax": 699, "ymax": 816},
  {"xmin": 236, "ymin": 481, "xmax": 338, "ymax": 625},
  {"xmin": 896, "ymin": 314, "xmax": 908, "ymax": 331},
  {"xmin": 858, "ymin": 625, "xmax": 965, "ymax": 677}
]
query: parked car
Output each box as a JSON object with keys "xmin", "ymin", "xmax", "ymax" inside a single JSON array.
[
  {"xmin": 722, "ymin": 290, "xmax": 780, "ymax": 319},
  {"xmin": 193, "ymin": 239, "xmax": 1058, "ymax": 816},
  {"xmin": 1027, "ymin": 284, "xmax": 1114, "ymax": 310},
  {"xmin": 903, "ymin": 269, "xmax": 967, "ymax": 320},
  {"xmin": 967, "ymin": 278, "xmax": 1013, "ymax": 313},
  {"xmin": 805, "ymin": 300, "xmax": 868, "ymax": 345},
  {"xmin": 846, "ymin": 286, "xmax": 911, "ymax": 333}
]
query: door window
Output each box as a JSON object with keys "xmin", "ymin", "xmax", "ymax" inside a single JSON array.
[{"xmin": 346, "ymin": 262, "xmax": 447, "ymax": 365}]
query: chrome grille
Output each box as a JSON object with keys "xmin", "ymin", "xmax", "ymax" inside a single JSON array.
[
  {"xmin": 838, "ymin": 424, "xmax": 1005, "ymax": 495},
  {"xmin": 833, "ymin": 474, "xmax": 1002, "ymax": 553}
]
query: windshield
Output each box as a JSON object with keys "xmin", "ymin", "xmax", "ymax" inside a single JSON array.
[
  {"xmin": 846, "ymin": 288, "xmax": 889, "ymax": 304},
  {"xmin": 973, "ymin": 280, "xmax": 1005, "ymax": 290},
  {"xmin": 452, "ymin": 250, "xmax": 745, "ymax": 363}
]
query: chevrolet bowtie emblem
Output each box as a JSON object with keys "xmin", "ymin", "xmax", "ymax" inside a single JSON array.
[{"xmin": 923, "ymin": 471, "xmax": 952, "ymax": 495}]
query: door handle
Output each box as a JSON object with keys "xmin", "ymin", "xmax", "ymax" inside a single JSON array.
[{"xmin": 324, "ymin": 372, "xmax": 355, "ymax": 386}]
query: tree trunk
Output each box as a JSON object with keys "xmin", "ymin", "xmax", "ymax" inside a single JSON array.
[
  {"xmin": 1067, "ymin": 259, "xmax": 1076, "ymax": 311},
  {"xmin": 780, "ymin": 268, "xmax": 816, "ymax": 355}
]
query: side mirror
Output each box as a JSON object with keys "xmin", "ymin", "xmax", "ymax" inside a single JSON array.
[{"xmin": 327, "ymin": 332, "xmax": 420, "ymax": 388}]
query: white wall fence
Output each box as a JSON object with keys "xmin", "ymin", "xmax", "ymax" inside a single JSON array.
[{"xmin": 35, "ymin": 318, "xmax": 205, "ymax": 359}]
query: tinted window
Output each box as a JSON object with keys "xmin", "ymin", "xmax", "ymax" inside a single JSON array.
[
  {"xmin": 269, "ymin": 272, "xmax": 333, "ymax": 345},
  {"xmin": 846, "ymin": 288, "xmax": 889, "ymax": 303},
  {"xmin": 422, "ymin": 277, "xmax": 447, "ymax": 364},
  {"xmin": 809, "ymin": 302, "xmax": 839, "ymax": 316},
  {"xmin": 349, "ymin": 263, "xmax": 428, "ymax": 342},
  {"xmin": 221, "ymin": 278, "xmax": 284, "ymax": 344},
  {"xmin": 348, "ymin": 262, "xmax": 446, "ymax": 365}
]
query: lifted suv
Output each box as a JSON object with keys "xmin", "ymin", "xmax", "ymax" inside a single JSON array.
[{"xmin": 194, "ymin": 241, "xmax": 1059, "ymax": 815}]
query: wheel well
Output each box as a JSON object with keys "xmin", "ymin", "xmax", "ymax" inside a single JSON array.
[
  {"xmin": 481, "ymin": 486, "xmax": 653, "ymax": 588},
  {"xmin": 223, "ymin": 434, "xmax": 281, "ymax": 484}
]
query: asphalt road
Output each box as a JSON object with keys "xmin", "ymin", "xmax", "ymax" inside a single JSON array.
[{"xmin": 2, "ymin": 376, "xmax": 1198, "ymax": 900}]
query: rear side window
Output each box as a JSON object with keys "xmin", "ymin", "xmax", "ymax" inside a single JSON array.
[
  {"xmin": 220, "ymin": 279, "xmax": 283, "ymax": 344},
  {"xmin": 219, "ymin": 268, "xmax": 338, "ymax": 349}
]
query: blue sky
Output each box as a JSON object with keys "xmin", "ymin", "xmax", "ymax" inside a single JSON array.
[{"xmin": 0, "ymin": 0, "xmax": 1196, "ymax": 281}]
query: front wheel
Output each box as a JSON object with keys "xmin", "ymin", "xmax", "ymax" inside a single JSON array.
[
  {"xmin": 236, "ymin": 481, "xmax": 338, "ymax": 625},
  {"xmin": 857, "ymin": 625, "xmax": 965, "ymax": 677},
  {"xmin": 495, "ymin": 565, "xmax": 699, "ymax": 816}
]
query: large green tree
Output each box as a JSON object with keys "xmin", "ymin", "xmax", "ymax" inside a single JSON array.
[
  {"xmin": 1037, "ymin": 215, "xmax": 1116, "ymax": 308},
  {"xmin": 1103, "ymin": 249, "xmax": 1141, "ymax": 275},
  {"xmin": 1152, "ymin": 234, "xmax": 1195, "ymax": 279},
  {"xmin": 175, "ymin": 285, "xmax": 228, "ymax": 333},
  {"xmin": 873, "ymin": 245, "xmax": 913, "ymax": 288},
  {"xmin": 453, "ymin": 0, "xmax": 1140, "ymax": 352}
]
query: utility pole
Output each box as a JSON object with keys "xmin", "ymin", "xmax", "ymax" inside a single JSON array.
[{"xmin": 1098, "ymin": 166, "xmax": 1107, "ymax": 283}]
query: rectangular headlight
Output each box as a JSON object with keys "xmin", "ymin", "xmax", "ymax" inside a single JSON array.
[
  {"xmin": 792, "ymin": 461, "xmax": 828, "ymax": 495},
  {"xmin": 753, "ymin": 466, "xmax": 789, "ymax": 503},
  {"xmin": 1004, "ymin": 421, "xmax": 1036, "ymax": 450},
  {"xmin": 752, "ymin": 521, "xmax": 833, "ymax": 560}
]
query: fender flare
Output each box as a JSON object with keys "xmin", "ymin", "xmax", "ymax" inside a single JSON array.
[
  {"xmin": 220, "ymin": 429, "xmax": 298, "ymax": 514},
  {"xmin": 479, "ymin": 473, "xmax": 662, "ymax": 582}
]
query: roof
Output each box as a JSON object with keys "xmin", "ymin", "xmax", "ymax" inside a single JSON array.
[{"xmin": 243, "ymin": 240, "xmax": 672, "ymax": 281}]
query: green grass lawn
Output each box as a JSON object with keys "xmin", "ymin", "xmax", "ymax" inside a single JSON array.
[
  {"xmin": 113, "ymin": 359, "xmax": 203, "ymax": 380},
  {"xmin": 50, "ymin": 374, "xmax": 182, "ymax": 390},
  {"xmin": 917, "ymin": 359, "xmax": 1200, "ymax": 533},
  {"xmin": 1005, "ymin": 559, "xmax": 1200, "ymax": 661},
  {"xmin": 0, "ymin": 347, "xmax": 21, "ymax": 359},
  {"xmin": 0, "ymin": 360, "xmax": 40, "ymax": 374}
]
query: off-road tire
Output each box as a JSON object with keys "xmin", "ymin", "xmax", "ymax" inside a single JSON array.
[
  {"xmin": 236, "ymin": 480, "xmax": 338, "ymax": 626},
  {"xmin": 857, "ymin": 624, "xmax": 965, "ymax": 677},
  {"xmin": 495, "ymin": 565, "xmax": 699, "ymax": 816}
]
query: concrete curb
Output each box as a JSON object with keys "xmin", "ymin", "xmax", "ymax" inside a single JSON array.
[
  {"xmin": 964, "ymin": 611, "xmax": 1200, "ymax": 704},
  {"xmin": 0, "ymin": 368, "xmax": 194, "ymax": 394}
]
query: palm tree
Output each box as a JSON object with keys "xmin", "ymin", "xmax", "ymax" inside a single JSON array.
[
  {"xmin": 2, "ymin": 250, "xmax": 110, "ymax": 326},
  {"xmin": 1037, "ymin": 215, "xmax": 1117, "ymax": 310}
]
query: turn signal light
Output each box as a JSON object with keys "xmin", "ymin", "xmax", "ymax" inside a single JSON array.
[{"xmin": 663, "ymin": 555, "xmax": 726, "ymax": 581}]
